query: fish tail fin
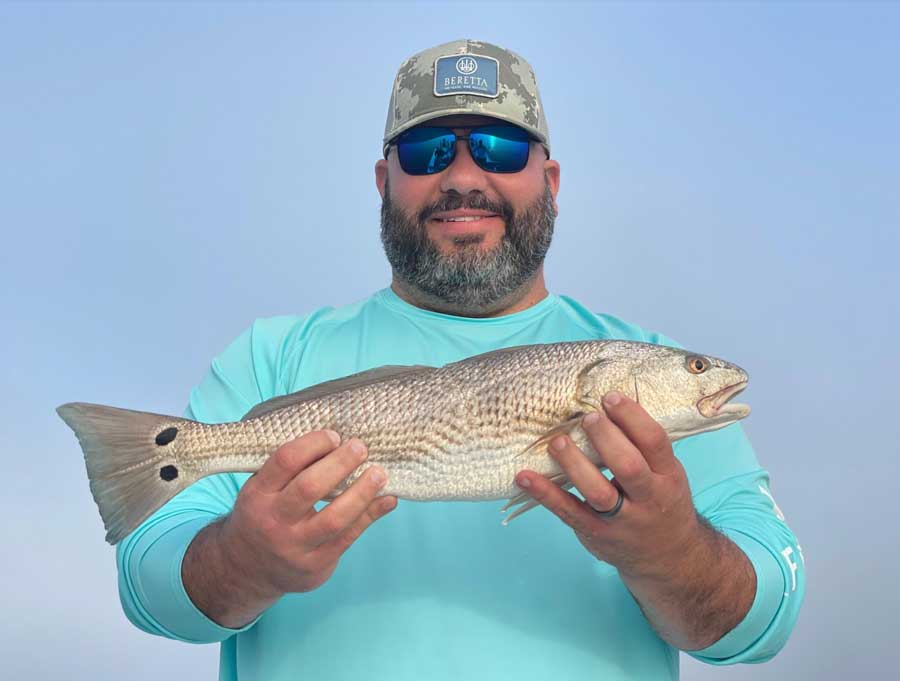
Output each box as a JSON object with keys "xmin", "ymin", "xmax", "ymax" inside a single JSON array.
[{"xmin": 56, "ymin": 402, "xmax": 194, "ymax": 545}]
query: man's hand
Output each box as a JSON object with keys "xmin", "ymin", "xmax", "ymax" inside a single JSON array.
[
  {"xmin": 514, "ymin": 390, "xmax": 756, "ymax": 650},
  {"xmin": 515, "ymin": 390, "xmax": 699, "ymax": 575},
  {"xmin": 183, "ymin": 430, "xmax": 397, "ymax": 628}
]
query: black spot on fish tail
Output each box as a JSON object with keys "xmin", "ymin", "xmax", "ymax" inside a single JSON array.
[
  {"xmin": 155, "ymin": 427, "xmax": 178, "ymax": 446},
  {"xmin": 159, "ymin": 465, "xmax": 178, "ymax": 481}
]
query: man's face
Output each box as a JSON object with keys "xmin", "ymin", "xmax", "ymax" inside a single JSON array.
[{"xmin": 375, "ymin": 114, "xmax": 561, "ymax": 314}]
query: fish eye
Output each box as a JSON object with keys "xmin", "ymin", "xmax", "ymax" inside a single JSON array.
[{"xmin": 686, "ymin": 356, "xmax": 710, "ymax": 374}]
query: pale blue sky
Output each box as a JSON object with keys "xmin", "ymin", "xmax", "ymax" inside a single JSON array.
[{"xmin": 1, "ymin": 1, "xmax": 897, "ymax": 678}]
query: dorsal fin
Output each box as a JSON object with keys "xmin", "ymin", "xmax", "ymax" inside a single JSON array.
[
  {"xmin": 444, "ymin": 343, "xmax": 542, "ymax": 366},
  {"xmin": 241, "ymin": 364, "xmax": 435, "ymax": 421}
]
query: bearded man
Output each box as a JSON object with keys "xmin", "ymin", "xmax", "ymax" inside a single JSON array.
[{"xmin": 115, "ymin": 40, "xmax": 805, "ymax": 681}]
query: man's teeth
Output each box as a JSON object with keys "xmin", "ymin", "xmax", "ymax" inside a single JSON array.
[{"xmin": 436, "ymin": 216, "xmax": 495, "ymax": 222}]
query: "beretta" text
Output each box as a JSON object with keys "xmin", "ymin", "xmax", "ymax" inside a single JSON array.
[{"xmin": 443, "ymin": 76, "xmax": 488, "ymax": 87}]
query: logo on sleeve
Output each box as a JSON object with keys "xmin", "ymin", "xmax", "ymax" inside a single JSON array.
[{"xmin": 434, "ymin": 54, "xmax": 499, "ymax": 98}]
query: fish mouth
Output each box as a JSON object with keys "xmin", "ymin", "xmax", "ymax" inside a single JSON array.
[{"xmin": 697, "ymin": 381, "xmax": 751, "ymax": 420}]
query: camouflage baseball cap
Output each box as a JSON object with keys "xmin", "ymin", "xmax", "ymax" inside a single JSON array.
[{"xmin": 383, "ymin": 39, "xmax": 550, "ymax": 158}]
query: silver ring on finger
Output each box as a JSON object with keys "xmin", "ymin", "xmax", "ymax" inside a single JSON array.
[{"xmin": 589, "ymin": 486, "xmax": 624, "ymax": 519}]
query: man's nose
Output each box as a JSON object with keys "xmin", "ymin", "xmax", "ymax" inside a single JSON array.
[{"xmin": 439, "ymin": 139, "xmax": 489, "ymax": 195}]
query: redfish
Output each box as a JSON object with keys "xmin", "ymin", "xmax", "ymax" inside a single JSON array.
[{"xmin": 57, "ymin": 340, "xmax": 750, "ymax": 544}]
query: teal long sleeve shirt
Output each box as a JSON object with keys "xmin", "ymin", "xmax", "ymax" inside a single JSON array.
[{"xmin": 116, "ymin": 288, "xmax": 806, "ymax": 680}]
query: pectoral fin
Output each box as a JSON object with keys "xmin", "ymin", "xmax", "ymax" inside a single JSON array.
[
  {"xmin": 517, "ymin": 415, "xmax": 603, "ymax": 467},
  {"xmin": 516, "ymin": 415, "xmax": 586, "ymax": 459},
  {"xmin": 504, "ymin": 413, "xmax": 608, "ymax": 525}
]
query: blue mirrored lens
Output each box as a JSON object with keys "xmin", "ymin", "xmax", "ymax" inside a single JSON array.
[
  {"xmin": 397, "ymin": 127, "xmax": 457, "ymax": 175},
  {"xmin": 468, "ymin": 125, "xmax": 530, "ymax": 173},
  {"xmin": 396, "ymin": 125, "xmax": 532, "ymax": 175}
]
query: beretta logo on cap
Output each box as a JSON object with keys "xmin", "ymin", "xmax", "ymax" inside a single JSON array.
[{"xmin": 434, "ymin": 53, "xmax": 499, "ymax": 98}]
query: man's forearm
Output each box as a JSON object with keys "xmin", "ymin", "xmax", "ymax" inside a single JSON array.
[
  {"xmin": 181, "ymin": 516, "xmax": 282, "ymax": 629},
  {"xmin": 618, "ymin": 514, "xmax": 756, "ymax": 651}
]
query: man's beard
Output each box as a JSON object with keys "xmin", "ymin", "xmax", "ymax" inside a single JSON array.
[{"xmin": 380, "ymin": 177, "xmax": 556, "ymax": 315}]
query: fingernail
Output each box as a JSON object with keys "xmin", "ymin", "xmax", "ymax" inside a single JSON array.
[
  {"xmin": 350, "ymin": 439, "xmax": 368, "ymax": 459},
  {"xmin": 370, "ymin": 467, "xmax": 386, "ymax": 486},
  {"xmin": 604, "ymin": 391, "xmax": 622, "ymax": 406},
  {"xmin": 550, "ymin": 436, "xmax": 567, "ymax": 452},
  {"xmin": 583, "ymin": 411, "xmax": 601, "ymax": 426},
  {"xmin": 325, "ymin": 430, "xmax": 341, "ymax": 447},
  {"xmin": 516, "ymin": 474, "xmax": 532, "ymax": 489}
]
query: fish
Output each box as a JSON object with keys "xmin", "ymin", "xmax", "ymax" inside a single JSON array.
[{"xmin": 56, "ymin": 340, "xmax": 751, "ymax": 544}]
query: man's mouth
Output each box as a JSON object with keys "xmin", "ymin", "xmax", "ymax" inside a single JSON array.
[{"xmin": 429, "ymin": 210, "xmax": 501, "ymax": 223}]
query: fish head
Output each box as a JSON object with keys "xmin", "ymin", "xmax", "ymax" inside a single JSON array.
[{"xmin": 579, "ymin": 342, "xmax": 751, "ymax": 441}]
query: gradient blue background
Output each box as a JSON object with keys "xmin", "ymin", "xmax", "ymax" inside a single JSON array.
[{"xmin": 1, "ymin": 1, "xmax": 897, "ymax": 678}]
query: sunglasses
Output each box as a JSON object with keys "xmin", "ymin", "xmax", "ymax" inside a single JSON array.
[{"xmin": 392, "ymin": 124, "xmax": 537, "ymax": 175}]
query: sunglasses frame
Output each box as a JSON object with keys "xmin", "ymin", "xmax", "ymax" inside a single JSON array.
[{"xmin": 388, "ymin": 124, "xmax": 545, "ymax": 176}]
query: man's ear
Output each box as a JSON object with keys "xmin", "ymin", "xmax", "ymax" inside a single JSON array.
[
  {"xmin": 544, "ymin": 159, "xmax": 561, "ymax": 215},
  {"xmin": 375, "ymin": 159, "xmax": 389, "ymax": 199}
]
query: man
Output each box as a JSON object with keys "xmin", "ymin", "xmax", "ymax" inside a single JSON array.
[{"xmin": 117, "ymin": 40, "xmax": 805, "ymax": 680}]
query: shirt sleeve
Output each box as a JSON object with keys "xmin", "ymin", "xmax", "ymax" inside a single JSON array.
[
  {"xmin": 686, "ymin": 466, "xmax": 807, "ymax": 664},
  {"xmin": 677, "ymin": 428, "xmax": 807, "ymax": 664},
  {"xmin": 115, "ymin": 318, "xmax": 295, "ymax": 644}
]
